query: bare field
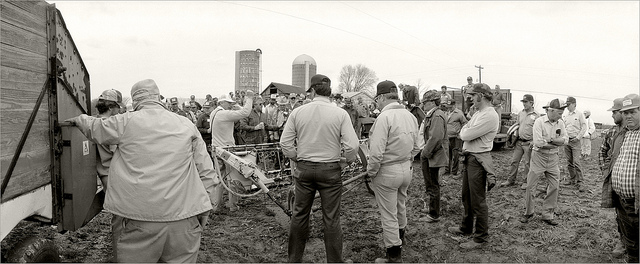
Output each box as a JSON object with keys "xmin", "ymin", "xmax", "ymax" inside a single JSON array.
[{"xmin": 1, "ymin": 137, "xmax": 624, "ymax": 263}]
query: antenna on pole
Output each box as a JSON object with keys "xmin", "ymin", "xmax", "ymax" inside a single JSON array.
[{"xmin": 475, "ymin": 65, "xmax": 484, "ymax": 83}]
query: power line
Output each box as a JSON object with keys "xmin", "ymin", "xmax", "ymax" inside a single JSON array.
[
  {"xmin": 490, "ymin": 63, "xmax": 639, "ymax": 80},
  {"xmin": 339, "ymin": 2, "xmax": 466, "ymax": 67},
  {"xmin": 222, "ymin": 1, "xmax": 466, "ymax": 72}
]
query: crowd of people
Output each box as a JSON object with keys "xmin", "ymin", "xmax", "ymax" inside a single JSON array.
[{"xmin": 68, "ymin": 75, "xmax": 638, "ymax": 263}]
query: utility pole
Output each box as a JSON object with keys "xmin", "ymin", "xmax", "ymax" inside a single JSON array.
[{"xmin": 475, "ymin": 65, "xmax": 484, "ymax": 83}]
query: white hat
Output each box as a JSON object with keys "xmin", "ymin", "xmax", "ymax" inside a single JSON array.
[{"xmin": 218, "ymin": 94, "xmax": 235, "ymax": 103}]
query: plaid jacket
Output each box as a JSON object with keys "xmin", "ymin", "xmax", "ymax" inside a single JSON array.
[{"xmin": 601, "ymin": 127, "xmax": 640, "ymax": 213}]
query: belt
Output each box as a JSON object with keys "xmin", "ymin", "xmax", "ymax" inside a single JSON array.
[
  {"xmin": 534, "ymin": 148, "xmax": 559, "ymax": 154},
  {"xmin": 518, "ymin": 138, "xmax": 531, "ymax": 142},
  {"xmin": 298, "ymin": 160, "xmax": 339, "ymax": 165}
]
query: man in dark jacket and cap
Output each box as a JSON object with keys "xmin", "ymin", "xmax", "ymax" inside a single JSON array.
[{"xmin": 418, "ymin": 90, "xmax": 449, "ymax": 224}]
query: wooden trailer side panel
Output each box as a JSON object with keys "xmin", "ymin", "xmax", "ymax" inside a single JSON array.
[{"xmin": 0, "ymin": 1, "xmax": 52, "ymax": 202}]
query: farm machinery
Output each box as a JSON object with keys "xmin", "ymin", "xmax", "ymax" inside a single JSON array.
[{"xmin": 211, "ymin": 140, "xmax": 373, "ymax": 216}]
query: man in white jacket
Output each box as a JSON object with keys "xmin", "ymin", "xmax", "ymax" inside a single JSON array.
[
  {"xmin": 210, "ymin": 91, "xmax": 254, "ymax": 212},
  {"xmin": 581, "ymin": 110, "xmax": 596, "ymax": 159}
]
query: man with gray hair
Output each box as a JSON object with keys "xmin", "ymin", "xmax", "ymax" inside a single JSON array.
[{"xmin": 66, "ymin": 79, "xmax": 218, "ymax": 262}]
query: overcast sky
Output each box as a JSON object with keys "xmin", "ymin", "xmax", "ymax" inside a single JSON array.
[{"xmin": 49, "ymin": 1, "xmax": 639, "ymax": 125}]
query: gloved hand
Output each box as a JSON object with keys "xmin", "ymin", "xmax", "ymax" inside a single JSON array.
[
  {"xmin": 63, "ymin": 116, "xmax": 80, "ymax": 125},
  {"xmin": 487, "ymin": 179, "xmax": 496, "ymax": 191},
  {"xmin": 197, "ymin": 210, "xmax": 210, "ymax": 228},
  {"xmin": 420, "ymin": 149, "xmax": 429, "ymax": 160},
  {"xmin": 339, "ymin": 157, "xmax": 348, "ymax": 170}
]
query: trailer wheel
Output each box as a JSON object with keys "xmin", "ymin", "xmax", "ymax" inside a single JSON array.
[{"xmin": 6, "ymin": 237, "xmax": 60, "ymax": 263}]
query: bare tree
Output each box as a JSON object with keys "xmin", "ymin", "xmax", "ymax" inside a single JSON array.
[
  {"xmin": 415, "ymin": 79, "xmax": 427, "ymax": 96},
  {"xmin": 338, "ymin": 64, "xmax": 378, "ymax": 96}
]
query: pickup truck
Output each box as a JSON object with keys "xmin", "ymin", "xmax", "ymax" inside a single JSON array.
[{"xmin": 448, "ymin": 87, "xmax": 513, "ymax": 150}]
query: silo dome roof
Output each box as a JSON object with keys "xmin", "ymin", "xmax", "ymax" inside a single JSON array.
[{"xmin": 292, "ymin": 54, "xmax": 316, "ymax": 65}]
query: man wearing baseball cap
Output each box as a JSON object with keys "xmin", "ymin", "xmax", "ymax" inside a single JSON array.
[
  {"xmin": 367, "ymin": 80, "xmax": 421, "ymax": 262},
  {"xmin": 502, "ymin": 94, "xmax": 539, "ymax": 189},
  {"xmin": 168, "ymin": 97, "xmax": 188, "ymax": 118},
  {"xmin": 418, "ymin": 90, "xmax": 449, "ymax": 224},
  {"xmin": 196, "ymin": 101, "xmax": 215, "ymax": 152},
  {"xmin": 602, "ymin": 93, "xmax": 640, "ymax": 263},
  {"xmin": 281, "ymin": 74, "xmax": 359, "ymax": 263},
  {"xmin": 210, "ymin": 92, "xmax": 255, "ymax": 212},
  {"xmin": 562, "ymin": 96, "xmax": 588, "ymax": 191},
  {"xmin": 520, "ymin": 98, "xmax": 568, "ymax": 226},
  {"xmin": 67, "ymin": 80, "xmax": 218, "ymax": 262},
  {"xmin": 461, "ymin": 76, "xmax": 475, "ymax": 115},
  {"xmin": 94, "ymin": 89, "xmax": 125, "ymax": 191},
  {"xmin": 599, "ymin": 97, "xmax": 627, "ymax": 257},
  {"xmin": 444, "ymin": 96, "xmax": 468, "ymax": 177},
  {"xmin": 447, "ymin": 83, "xmax": 498, "ymax": 249}
]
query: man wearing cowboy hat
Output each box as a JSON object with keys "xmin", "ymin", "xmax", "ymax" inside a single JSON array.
[
  {"xmin": 67, "ymin": 79, "xmax": 217, "ymax": 262},
  {"xmin": 520, "ymin": 98, "xmax": 568, "ymax": 226},
  {"xmin": 367, "ymin": 80, "xmax": 421, "ymax": 263},
  {"xmin": 602, "ymin": 93, "xmax": 640, "ymax": 263}
]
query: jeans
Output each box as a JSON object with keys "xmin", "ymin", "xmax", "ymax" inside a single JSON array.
[
  {"xmin": 564, "ymin": 138, "xmax": 583, "ymax": 183},
  {"xmin": 421, "ymin": 159, "xmax": 441, "ymax": 219},
  {"xmin": 507, "ymin": 140, "xmax": 532, "ymax": 183},
  {"xmin": 446, "ymin": 137, "xmax": 462, "ymax": 174},
  {"xmin": 460, "ymin": 154, "xmax": 489, "ymax": 243},
  {"xmin": 524, "ymin": 151, "xmax": 559, "ymax": 220},
  {"xmin": 372, "ymin": 160, "xmax": 412, "ymax": 248},
  {"xmin": 614, "ymin": 192, "xmax": 639, "ymax": 263},
  {"xmin": 288, "ymin": 161, "xmax": 344, "ymax": 263}
]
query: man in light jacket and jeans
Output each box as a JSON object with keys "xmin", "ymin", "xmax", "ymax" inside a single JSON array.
[
  {"xmin": 67, "ymin": 79, "xmax": 218, "ymax": 262},
  {"xmin": 447, "ymin": 83, "xmax": 498, "ymax": 249}
]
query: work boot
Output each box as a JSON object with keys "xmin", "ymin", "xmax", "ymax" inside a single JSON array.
[
  {"xmin": 613, "ymin": 240, "xmax": 626, "ymax": 258},
  {"xmin": 460, "ymin": 240, "xmax": 484, "ymax": 249},
  {"xmin": 374, "ymin": 246, "xmax": 402, "ymax": 263},
  {"xmin": 500, "ymin": 180, "xmax": 514, "ymax": 187}
]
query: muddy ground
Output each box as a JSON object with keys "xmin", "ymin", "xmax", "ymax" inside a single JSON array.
[{"xmin": 1, "ymin": 136, "xmax": 627, "ymax": 263}]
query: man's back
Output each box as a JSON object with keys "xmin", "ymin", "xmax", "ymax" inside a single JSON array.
[
  {"xmin": 280, "ymin": 97, "xmax": 358, "ymax": 163},
  {"xmin": 74, "ymin": 104, "xmax": 215, "ymax": 221}
]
